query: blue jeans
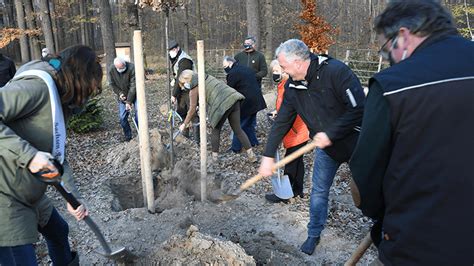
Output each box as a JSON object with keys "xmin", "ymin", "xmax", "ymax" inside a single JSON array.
[
  {"xmin": 307, "ymin": 148, "xmax": 341, "ymax": 238},
  {"xmin": 231, "ymin": 113, "xmax": 258, "ymax": 151},
  {"xmin": 0, "ymin": 208, "xmax": 73, "ymax": 265},
  {"xmin": 118, "ymin": 100, "xmax": 138, "ymax": 139}
]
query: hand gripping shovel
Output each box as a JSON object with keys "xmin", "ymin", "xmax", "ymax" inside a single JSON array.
[
  {"xmin": 34, "ymin": 160, "xmax": 134, "ymax": 262},
  {"xmin": 211, "ymin": 141, "xmax": 317, "ymax": 202},
  {"xmin": 271, "ymin": 149, "xmax": 294, "ymax": 199}
]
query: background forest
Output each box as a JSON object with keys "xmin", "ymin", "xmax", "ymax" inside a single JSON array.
[{"xmin": 0, "ymin": 0, "xmax": 473, "ymax": 71}]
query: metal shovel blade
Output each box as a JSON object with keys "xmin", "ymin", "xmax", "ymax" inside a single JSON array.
[
  {"xmin": 271, "ymin": 174, "xmax": 294, "ymax": 199},
  {"xmin": 271, "ymin": 149, "xmax": 294, "ymax": 199}
]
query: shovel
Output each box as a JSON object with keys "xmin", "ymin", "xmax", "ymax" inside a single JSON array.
[
  {"xmin": 166, "ymin": 129, "xmax": 181, "ymax": 150},
  {"xmin": 211, "ymin": 141, "xmax": 317, "ymax": 202},
  {"xmin": 34, "ymin": 160, "xmax": 134, "ymax": 262},
  {"xmin": 127, "ymin": 108, "xmax": 139, "ymax": 135},
  {"xmin": 271, "ymin": 149, "xmax": 293, "ymax": 199}
]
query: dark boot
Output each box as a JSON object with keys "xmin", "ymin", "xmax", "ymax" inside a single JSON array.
[
  {"xmin": 300, "ymin": 236, "xmax": 320, "ymax": 255},
  {"xmin": 264, "ymin": 193, "xmax": 289, "ymax": 204}
]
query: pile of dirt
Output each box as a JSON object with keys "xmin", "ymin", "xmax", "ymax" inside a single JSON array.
[
  {"xmin": 141, "ymin": 225, "xmax": 256, "ymax": 265},
  {"xmin": 106, "ymin": 128, "xmax": 170, "ymax": 173}
]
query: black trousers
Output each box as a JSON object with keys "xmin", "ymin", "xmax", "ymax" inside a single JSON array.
[{"xmin": 284, "ymin": 141, "xmax": 307, "ymax": 196}]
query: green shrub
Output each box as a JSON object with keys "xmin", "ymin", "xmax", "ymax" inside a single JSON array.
[{"xmin": 68, "ymin": 97, "xmax": 104, "ymax": 133}]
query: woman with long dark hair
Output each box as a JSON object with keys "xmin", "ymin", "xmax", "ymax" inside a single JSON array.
[{"xmin": 0, "ymin": 45, "xmax": 102, "ymax": 265}]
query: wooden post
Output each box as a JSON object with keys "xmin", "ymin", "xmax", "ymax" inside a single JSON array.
[
  {"xmin": 165, "ymin": 10, "xmax": 174, "ymax": 167},
  {"xmin": 197, "ymin": 40, "xmax": 207, "ymax": 201},
  {"xmin": 133, "ymin": 30, "xmax": 155, "ymax": 213}
]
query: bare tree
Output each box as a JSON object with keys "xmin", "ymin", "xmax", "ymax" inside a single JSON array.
[
  {"xmin": 195, "ymin": 0, "xmax": 203, "ymax": 40},
  {"xmin": 98, "ymin": 0, "xmax": 116, "ymax": 79},
  {"xmin": 264, "ymin": 0, "xmax": 273, "ymax": 59},
  {"xmin": 246, "ymin": 0, "xmax": 260, "ymax": 47},
  {"xmin": 14, "ymin": 0, "xmax": 30, "ymax": 62},
  {"xmin": 38, "ymin": 0, "xmax": 55, "ymax": 53},
  {"xmin": 79, "ymin": 0, "xmax": 87, "ymax": 45},
  {"xmin": 183, "ymin": 2, "xmax": 189, "ymax": 51},
  {"xmin": 23, "ymin": 0, "xmax": 41, "ymax": 59}
]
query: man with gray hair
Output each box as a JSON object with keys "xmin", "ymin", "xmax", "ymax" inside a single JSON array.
[
  {"xmin": 108, "ymin": 57, "xmax": 137, "ymax": 142},
  {"xmin": 350, "ymin": 0, "xmax": 474, "ymax": 264},
  {"xmin": 234, "ymin": 36, "xmax": 268, "ymax": 87},
  {"xmin": 258, "ymin": 39, "xmax": 365, "ymax": 255}
]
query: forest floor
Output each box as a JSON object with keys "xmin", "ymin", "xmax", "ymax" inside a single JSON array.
[{"xmin": 38, "ymin": 74, "xmax": 377, "ymax": 265}]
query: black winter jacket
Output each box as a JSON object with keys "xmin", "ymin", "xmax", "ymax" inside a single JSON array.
[
  {"xmin": 350, "ymin": 32, "xmax": 474, "ymax": 265},
  {"xmin": 264, "ymin": 53, "xmax": 365, "ymax": 163},
  {"xmin": 234, "ymin": 50, "xmax": 268, "ymax": 86},
  {"xmin": 226, "ymin": 64, "xmax": 266, "ymax": 117},
  {"xmin": 0, "ymin": 54, "xmax": 16, "ymax": 87}
]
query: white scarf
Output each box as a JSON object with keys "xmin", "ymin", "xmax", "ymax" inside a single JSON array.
[{"xmin": 15, "ymin": 70, "xmax": 66, "ymax": 164}]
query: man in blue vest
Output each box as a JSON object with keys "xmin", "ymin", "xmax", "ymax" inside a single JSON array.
[{"xmin": 350, "ymin": 1, "xmax": 474, "ymax": 264}]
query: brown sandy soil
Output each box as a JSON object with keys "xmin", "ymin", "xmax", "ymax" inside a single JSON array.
[{"xmin": 37, "ymin": 74, "xmax": 378, "ymax": 265}]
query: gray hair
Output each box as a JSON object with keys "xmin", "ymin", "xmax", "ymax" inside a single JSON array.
[
  {"xmin": 113, "ymin": 57, "xmax": 126, "ymax": 66},
  {"xmin": 223, "ymin": 56, "xmax": 236, "ymax": 63},
  {"xmin": 269, "ymin": 59, "xmax": 280, "ymax": 71},
  {"xmin": 275, "ymin": 39, "xmax": 311, "ymax": 62}
]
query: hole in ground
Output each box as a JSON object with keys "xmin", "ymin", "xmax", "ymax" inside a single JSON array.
[{"xmin": 110, "ymin": 179, "xmax": 144, "ymax": 211}]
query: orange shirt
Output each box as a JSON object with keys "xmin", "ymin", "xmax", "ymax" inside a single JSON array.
[{"xmin": 276, "ymin": 78, "xmax": 310, "ymax": 148}]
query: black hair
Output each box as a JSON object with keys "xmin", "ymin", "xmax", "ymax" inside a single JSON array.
[{"xmin": 374, "ymin": 0, "xmax": 457, "ymax": 38}]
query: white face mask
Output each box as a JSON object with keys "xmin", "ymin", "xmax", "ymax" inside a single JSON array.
[
  {"xmin": 42, "ymin": 52, "xmax": 48, "ymax": 58},
  {"xmin": 116, "ymin": 67, "xmax": 126, "ymax": 73},
  {"xmin": 183, "ymin": 82, "xmax": 191, "ymax": 89},
  {"xmin": 169, "ymin": 50, "xmax": 178, "ymax": 59}
]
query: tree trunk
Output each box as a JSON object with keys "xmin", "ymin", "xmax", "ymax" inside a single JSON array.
[
  {"xmin": 14, "ymin": 0, "xmax": 30, "ymax": 62},
  {"xmin": 87, "ymin": 0, "xmax": 95, "ymax": 49},
  {"xmin": 38, "ymin": 0, "xmax": 56, "ymax": 53},
  {"xmin": 183, "ymin": 3, "xmax": 189, "ymax": 51},
  {"xmin": 246, "ymin": 0, "xmax": 260, "ymax": 47},
  {"xmin": 23, "ymin": 0, "xmax": 41, "ymax": 59},
  {"xmin": 79, "ymin": 0, "xmax": 87, "ymax": 45},
  {"xmin": 264, "ymin": 0, "xmax": 273, "ymax": 59},
  {"xmin": 195, "ymin": 0, "xmax": 203, "ymax": 40},
  {"xmin": 49, "ymin": 0, "xmax": 60, "ymax": 51},
  {"xmin": 5, "ymin": 0, "xmax": 21, "ymax": 60},
  {"xmin": 98, "ymin": 0, "xmax": 116, "ymax": 80}
]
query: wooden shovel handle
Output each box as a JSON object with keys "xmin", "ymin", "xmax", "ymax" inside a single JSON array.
[
  {"xmin": 344, "ymin": 232, "xmax": 373, "ymax": 266},
  {"xmin": 239, "ymin": 141, "xmax": 318, "ymax": 191}
]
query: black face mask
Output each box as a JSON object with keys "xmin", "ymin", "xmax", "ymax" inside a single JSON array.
[
  {"xmin": 224, "ymin": 66, "xmax": 231, "ymax": 73},
  {"xmin": 272, "ymin": 74, "xmax": 282, "ymax": 82},
  {"xmin": 243, "ymin": 44, "xmax": 252, "ymax": 50}
]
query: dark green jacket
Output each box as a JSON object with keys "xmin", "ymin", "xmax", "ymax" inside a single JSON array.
[
  {"xmin": 234, "ymin": 50, "xmax": 268, "ymax": 84},
  {"xmin": 108, "ymin": 62, "xmax": 136, "ymax": 103},
  {"xmin": 204, "ymin": 75, "xmax": 245, "ymax": 128},
  {"xmin": 0, "ymin": 61, "xmax": 77, "ymax": 246}
]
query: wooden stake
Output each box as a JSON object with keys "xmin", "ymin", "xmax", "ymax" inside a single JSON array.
[
  {"xmin": 133, "ymin": 30, "xmax": 155, "ymax": 213},
  {"xmin": 197, "ymin": 40, "xmax": 207, "ymax": 201}
]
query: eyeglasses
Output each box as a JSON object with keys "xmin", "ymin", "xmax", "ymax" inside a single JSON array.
[{"xmin": 378, "ymin": 35, "xmax": 398, "ymax": 60}]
